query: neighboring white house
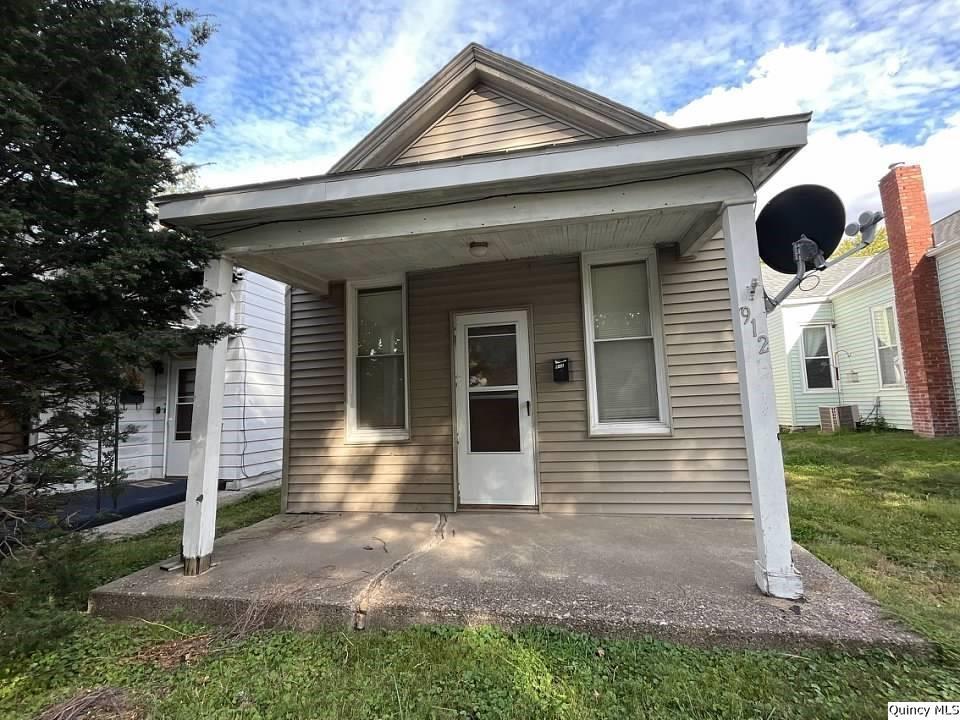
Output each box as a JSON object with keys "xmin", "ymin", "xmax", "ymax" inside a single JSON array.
[
  {"xmin": 106, "ymin": 269, "xmax": 285, "ymax": 489},
  {"xmin": 764, "ymin": 203, "xmax": 960, "ymax": 433},
  {"xmin": 931, "ymin": 209, "xmax": 960, "ymax": 416}
]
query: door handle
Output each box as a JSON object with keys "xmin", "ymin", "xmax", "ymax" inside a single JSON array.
[{"xmin": 525, "ymin": 400, "xmax": 531, "ymax": 417}]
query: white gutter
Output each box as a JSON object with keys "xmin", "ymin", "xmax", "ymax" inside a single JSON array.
[
  {"xmin": 158, "ymin": 114, "xmax": 810, "ymax": 224},
  {"xmin": 928, "ymin": 240, "xmax": 960, "ymax": 258}
]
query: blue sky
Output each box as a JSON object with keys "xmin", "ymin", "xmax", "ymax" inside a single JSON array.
[{"xmin": 182, "ymin": 0, "xmax": 960, "ymax": 220}]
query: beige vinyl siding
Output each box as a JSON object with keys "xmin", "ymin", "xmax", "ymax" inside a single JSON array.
[
  {"xmin": 286, "ymin": 284, "xmax": 453, "ymax": 513},
  {"xmin": 936, "ymin": 244, "xmax": 960, "ymax": 422},
  {"xmin": 286, "ymin": 237, "xmax": 749, "ymax": 517},
  {"xmin": 393, "ymin": 85, "xmax": 593, "ymax": 165}
]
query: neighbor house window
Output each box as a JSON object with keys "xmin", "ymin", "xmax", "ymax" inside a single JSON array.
[
  {"xmin": 346, "ymin": 277, "xmax": 409, "ymax": 442},
  {"xmin": 801, "ymin": 325, "xmax": 834, "ymax": 391},
  {"xmin": 581, "ymin": 249, "xmax": 669, "ymax": 435},
  {"xmin": 872, "ymin": 304, "xmax": 904, "ymax": 386}
]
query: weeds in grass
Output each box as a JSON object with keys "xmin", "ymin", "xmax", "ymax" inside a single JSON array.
[{"xmin": 36, "ymin": 687, "xmax": 142, "ymax": 720}]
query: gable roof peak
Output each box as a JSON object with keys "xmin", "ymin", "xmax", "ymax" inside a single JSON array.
[{"xmin": 330, "ymin": 43, "xmax": 670, "ymax": 173}]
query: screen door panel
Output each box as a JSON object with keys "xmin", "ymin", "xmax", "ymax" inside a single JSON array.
[{"xmin": 455, "ymin": 312, "xmax": 536, "ymax": 506}]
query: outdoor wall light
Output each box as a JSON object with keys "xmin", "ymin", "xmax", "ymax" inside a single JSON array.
[{"xmin": 469, "ymin": 241, "xmax": 489, "ymax": 258}]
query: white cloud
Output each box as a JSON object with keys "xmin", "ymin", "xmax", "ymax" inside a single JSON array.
[
  {"xmin": 185, "ymin": 0, "xmax": 960, "ymax": 227},
  {"xmin": 658, "ymin": 43, "xmax": 960, "ymax": 222},
  {"xmin": 761, "ymin": 115, "xmax": 960, "ymax": 223}
]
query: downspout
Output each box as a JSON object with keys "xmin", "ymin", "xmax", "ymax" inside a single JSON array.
[{"xmin": 159, "ymin": 357, "xmax": 171, "ymax": 479}]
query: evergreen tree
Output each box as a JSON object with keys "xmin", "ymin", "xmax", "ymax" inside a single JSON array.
[{"xmin": 0, "ymin": 0, "xmax": 230, "ymax": 551}]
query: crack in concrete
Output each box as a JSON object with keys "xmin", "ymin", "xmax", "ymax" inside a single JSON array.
[{"xmin": 352, "ymin": 513, "xmax": 447, "ymax": 630}]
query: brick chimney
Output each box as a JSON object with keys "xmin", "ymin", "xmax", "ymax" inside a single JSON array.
[{"xmin": 879, "ymin": 164, "xmax": 959, "ymax": 437}]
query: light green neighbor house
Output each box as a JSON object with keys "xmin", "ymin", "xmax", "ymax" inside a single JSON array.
[{"xmin": 764, "ymin": 207, "xmax": 960, "ymax": 431}]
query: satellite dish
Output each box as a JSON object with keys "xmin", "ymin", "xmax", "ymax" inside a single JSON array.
[{"xmin": 757, "ymin": 185, "xmax": 846, "ymax": 274}]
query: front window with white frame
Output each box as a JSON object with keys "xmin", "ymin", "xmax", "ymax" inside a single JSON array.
[
  {"xmin": 345, "ymin": 278, "xmax": 410, "ymax": 443},
  {"xmin": 800, "ymin": 325, "xmax": 834, "ymax": 391},
  {"xmin": 581, "ymin": 250, "xmax": 669, "ymax": 435},
  {"xmin": 872, "ymin": 304, "xmax": 904, "ymax": 386}
]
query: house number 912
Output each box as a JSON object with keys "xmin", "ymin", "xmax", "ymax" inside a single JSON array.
[{"xmin": 739, "ymin": 306, "xmax": 769, "ymax": 354}]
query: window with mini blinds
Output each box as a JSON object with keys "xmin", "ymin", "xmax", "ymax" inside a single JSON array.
[{"xmin": 581, "ymin": 250, "xmax": 670, "ymax": 435}]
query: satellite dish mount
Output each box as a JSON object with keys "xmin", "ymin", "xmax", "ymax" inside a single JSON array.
[{"xmin": 757, "ymin": 184, "xmax": 883, "ymax": 312}]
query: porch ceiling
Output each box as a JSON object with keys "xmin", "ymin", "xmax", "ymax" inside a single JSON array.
[{"xmin": 235, "ymin": 205, "xmax": 714, "ymax": 282}]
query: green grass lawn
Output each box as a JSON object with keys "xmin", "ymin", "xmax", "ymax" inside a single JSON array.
[
  {"xmin": 1, "ymin": 432, "xmax": 959, "ymax": 719},
  {"xmin": 782, "ymin": 431, "xmax": 960, "ymax": 659}
]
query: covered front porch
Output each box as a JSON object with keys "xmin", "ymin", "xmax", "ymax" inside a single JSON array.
[
  {"xmin": 89, "ymin": 511, "xmax": 922, "ymax": 650},
  {"xmin": 159, "ymin": 115, "xmax": 810, "ymax": 599}
]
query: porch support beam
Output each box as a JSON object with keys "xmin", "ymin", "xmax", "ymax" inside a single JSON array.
[
  {"xmin": 233, "ymin": 253, "xmax": 330, "ymax": 297},
  {"xmin": 677, "ymin": 210, "xmax": 722, "ymax": 259},
  {"xmin": 225, "ymin": 174, "xmax": 751, "ymax": 255},
  {"xmin": 181, "ymin": 257, "xmax": 233, "ymax": 576},
  {"xmin": 721, "ymin": 201, "xmax": 804, "ymax": 600}
]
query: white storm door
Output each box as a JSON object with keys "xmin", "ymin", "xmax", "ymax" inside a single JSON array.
[
  {"xmin": 455, "ymin": 311, "xmax": 536, "ymax": 506},
  {"xmin": 165, "ymin": 361, "xmax": 197, "ymax": 477}
]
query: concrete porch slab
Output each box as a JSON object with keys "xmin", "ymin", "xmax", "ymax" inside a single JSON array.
[{"xmin": 89, "ymin": 512, "xmax": 926, "ymax": 652}]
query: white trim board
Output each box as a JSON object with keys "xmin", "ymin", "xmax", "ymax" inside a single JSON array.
[
  {"xmin": 927, "ymin": 240, "xmax": 960, "ymax": 258},
  {"xmin": 157, "ymin": 115, "xmax": 808, "ymax": 226}
]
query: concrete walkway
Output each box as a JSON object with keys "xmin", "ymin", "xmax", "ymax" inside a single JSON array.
[
  {"xmin": 89, "ymin": 512, "xmax": 925, "ymax": 651},
  {"xmin": 86, "ymin": 479, "xmax": 280, "ymax": 540}
]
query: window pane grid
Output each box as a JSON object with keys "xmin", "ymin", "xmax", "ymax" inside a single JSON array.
[
  {"xmin": 873, "ymin": 306, "xmax": 903, "ymax": 386},
  {"xmin": 351, "ymin": 284, "xmax": 408, "ymax": 436},
  {"xmin": 593, "ymin": 335, "xmax": 654, "ymax": 342},
  {"xmin": 801, "ymin": 327, "xmax": 833, "ymax": 389}
]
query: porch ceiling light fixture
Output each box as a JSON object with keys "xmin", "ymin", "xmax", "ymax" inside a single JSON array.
[{"xmin": 469, "ymin": 241, "xmax": 489, "ymax": 258}]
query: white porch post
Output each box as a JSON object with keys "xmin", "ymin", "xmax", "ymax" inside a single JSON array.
[
  {"xmin": 721, "ymin": 201, "xmax": 804, "ymax": 599},
  {"xmin": 181, "ymin": 258, "xmax": 233, "ymax": 575}
]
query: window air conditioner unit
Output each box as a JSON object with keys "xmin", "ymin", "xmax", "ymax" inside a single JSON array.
[{"xmin": 819, "ymin": 405, "xmax": 858, "ymax": 432}]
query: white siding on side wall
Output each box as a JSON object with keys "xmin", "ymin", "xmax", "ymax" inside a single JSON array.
[
  {"xmin": 936, "ymin": 245, "xmax": 960, "ymax": 423},
  {"xmin": 219, "ymin": 270, "xmax": 286, "ymax": 487},
  {"xmin": 831, "ymin": 276, "xmax": 912, "ymax": 429},
  {"xmin": 765, "ymin": 307, "xmax": 793, "ymax": 427},
  {"xmin": 780, "ymin": 301, "xmax": 836, "ymax": 427},
  {"xmin": 115, "ymin": 368, "xmax": 167, "ymax": 481}
]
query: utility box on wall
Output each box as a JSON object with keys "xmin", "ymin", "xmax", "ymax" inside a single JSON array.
[{"xmin": 552, "ymin": 358, "xmax": 570, "ymax": 383}]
